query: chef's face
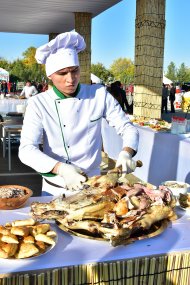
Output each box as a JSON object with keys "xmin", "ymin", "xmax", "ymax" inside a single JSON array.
[{"xmin": 49, "ymin": 66, "xmax": 80, "ymax": 97}]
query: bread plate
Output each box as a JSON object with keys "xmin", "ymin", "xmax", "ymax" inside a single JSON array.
[{"xmin": 0, "ymin": 219, "xmax": 58, "ymax": 259}]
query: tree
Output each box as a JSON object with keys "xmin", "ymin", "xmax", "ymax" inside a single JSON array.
[
  {"xmin": 22, "ymin": 47, "xmax": 46, "ymax": 82},
  {"xmin": 109, "ymin": 58, "xmax": 134, "ymax": 85},
  {"xmin": 165, "ymin": 62, "xmax": 177, "ymax": 82},
  {"xmin": 9, "ymin": 59, "xmax": 28, "ymax": 82},
  {"xmin": 177, "ymin": 63, "xmax": 190, "ymax": 83},
  {"xmin": 91, "ymin": 62, "xmax": 112, "ymax": 83},
  {"xmin": 0, "ymin": 58, "xmax": 11, "ymax": 72},
  {"xmin": 22, "ymin": 47, "xmax": 37, "ymax": 66}
]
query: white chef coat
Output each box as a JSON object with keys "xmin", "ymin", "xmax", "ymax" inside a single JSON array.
[
  {"xmin": 19, "ymin": 84, "xmax": 139, "ymax": 196},
  {"xmin": 20, "ymin": 85, "xmax": 38, "ymax": 98}
]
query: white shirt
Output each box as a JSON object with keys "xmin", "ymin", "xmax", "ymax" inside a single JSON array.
[
  {"xmin": 20, "ymin": 85, "xmax": 38, "ymax": 98},
  {"xmin": 19, "ymin": 84, "xmax": 139, "ymax": 195}
]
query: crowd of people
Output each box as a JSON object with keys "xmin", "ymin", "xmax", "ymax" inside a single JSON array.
[{"xmin": 0, "ymin": 80, "xmax": 48, "ymax": 97}]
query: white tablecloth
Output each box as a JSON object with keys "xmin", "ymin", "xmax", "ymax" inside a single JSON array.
[
  {"xmin": 102, "ymin": 119, "xmax": 190, "ymax": 186},
  {"xmin": 0, "ymin": 196, "xmax": 189, "ymax": 275},
  {"xmin": 0, "ymin": 98, "xmax": 27, "ymax": 115}
]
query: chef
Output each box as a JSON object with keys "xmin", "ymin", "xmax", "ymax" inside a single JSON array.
[{"xmin": 19, "ymin": 31, "xmax": 139, "ymax": 196}]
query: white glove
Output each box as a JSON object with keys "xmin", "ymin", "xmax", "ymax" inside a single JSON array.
[
  {"xmin": 57, "ymin": 163, "xmax": 87, "ymax": 191},
  {"xmin": 116, "ymin": 151, "xmax": 136, "ymax": 176}
]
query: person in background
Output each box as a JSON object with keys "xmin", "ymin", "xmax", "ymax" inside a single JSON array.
[
  {"xmin": 19, "ymin": 31, "xmax": 139, "ymax": 196},
  {"xmin": 109, "ymin": 82, "xmax": 123, "ymax": 109},
  {"xmin": 161, "ymin": 83, "xmax": 169, "ymax": 113},
  {"xmin": 7, "ymin": 81, "xmax": 12, "ymax": 94},
  {"xmin": 12, "ymin": 82, "xmax": 17, "ymax": 94},
  {"xmin": 37, "ymin": 82, "xmax": 44, "ymax": 93},
  {"xmin": 169, "ymin": 83, "xmax": 176, "ymax": 113},
  {"xmin": 20, "ymin": 80, "xmax": 38, "ymax": 99},
  {"xmin": 113, "ymin": 81, "xmax": 130, "ymax": 113},
  {"xmin": 1, "ymin": 81, "xmax": 8, "ymax": 95}
]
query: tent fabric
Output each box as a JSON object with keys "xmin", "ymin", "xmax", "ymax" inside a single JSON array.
[
  {"xmin": 91, "ymin": 73, "xmax": 102, "ymax": 84},
  {"xmin": 163, "ymin": 75, "xmax": 172, "ymax": 85},
  {"xmin": 0, "ymin": 68, "xmax": 9, "ymax": 81}
]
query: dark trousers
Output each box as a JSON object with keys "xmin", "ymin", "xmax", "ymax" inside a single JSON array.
[
  {"xmin": 170, "ymin": 99, "xmax": 175, "ymax": 113},
  {"xmin": 161, "ymin": 98, "xmax": 168, "ymax": 113}
]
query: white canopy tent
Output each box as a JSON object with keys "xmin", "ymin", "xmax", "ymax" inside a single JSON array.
[
  {"xmin": 91, "ymin": 73, "xmax": 102, "ymax": 84},
  {"xmin": 163, "ymin": 75, "xmax": 172, "ymax": 85},
  {"xmin": 0, "ymin": 68, "xmax": 9, "ymax": 82}
]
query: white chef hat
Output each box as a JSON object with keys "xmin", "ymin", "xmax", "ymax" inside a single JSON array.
[{"xmin": 35, "ymin": 31, "xmax": 86, "ymax": 76}]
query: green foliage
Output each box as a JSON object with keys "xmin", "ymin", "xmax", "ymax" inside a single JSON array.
[
  {"xmin": 177, "ymin": 63, "xmax": 190, "ymax": 83},
  {"xmin": 22, "ymin": 47, "xmax": 37, "ymax": 66},
  {"xmin": 165, "ymin": 62, "xmax": 177, "ymax": 82},
  {"xmin": 91, "ymin": 62, "xmax": 113, "ymax": 83},
  {"xmin": 2, "ymin": 45, "xmax": 190, "ymax": 87},
  {"xmin": 0, "ymin": 58, "xmax": 11, "ymax": 71},
  {"xmin": 165, "ymin": 61, "xmax": 190, "ymax": 84},
  {"xmin": 9, "ymin": 59, "xmax": 28, "ymax": 82},
  {"xmin": 110, "ymin": 57, "xmax": 134, "ymax": 85},
  {"xmin": 0, "ymin": 47, "xmax": 46, "ymax": 83}
]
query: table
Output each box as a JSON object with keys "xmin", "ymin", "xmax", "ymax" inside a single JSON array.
[
  {"xmin": 1, "ymin": 120, "xmax": 23, "ymax": 171},
  {"xmin": 0, "ymin": 196, "xmax": 190, "ymax": 284},
  {"xmin": 102, "ymin": 119, "xmax": 190, "ymax": 186},
  {"xmin": 0, "ymin": 98, "xmax": 27, "ymax": 116}
]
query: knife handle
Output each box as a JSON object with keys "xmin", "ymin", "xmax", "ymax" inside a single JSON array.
[{"xmin": 136, "ymin": 160, "xmax": 143, "ymax": 168}]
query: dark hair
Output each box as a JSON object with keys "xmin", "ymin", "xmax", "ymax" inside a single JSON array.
[{"xmin": 114, "ymin": 81, "xmax": 122, "ymax": 87}]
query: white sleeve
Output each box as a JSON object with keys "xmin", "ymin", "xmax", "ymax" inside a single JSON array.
[
  {"xmin": 20, "ymin": 87, "xmax": 25, "ymax": 97},
  {"xmin": 18, "ymin": 98, "xmax": 58, "ymax": 173}
]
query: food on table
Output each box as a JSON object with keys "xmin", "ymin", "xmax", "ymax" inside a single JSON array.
[
  {"xmin": 0, "ymin": 185, "xmax": 33, "ymax": 210},
  {"xmin": 162, "ymin": 181, "xmax": 190, "ymax": 199},
  {"xmin": 31, "ymin": 169, "xmax": 176, "ymax": 246},
  {"xmin": 0, "ymin": 218, "xmax": 57, "ymax": 259},
  {"xmin": 0, "ymin": 187, "xmax": 27, "ymax": 198},
  {"xmin": 131, "ymin": 116, "xmax": 171, "ymax": 132},
  {"xmin": 163, "ymin": 181, "xmax": 188, "ymax": 188},
  {"xmin": 179, "ymin": 193, "xmax": 190, "ymax": 209}
]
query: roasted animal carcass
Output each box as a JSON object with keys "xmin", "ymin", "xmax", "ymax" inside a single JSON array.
[
  {"xmin": 31, "ymin": 170, "xmax": 176, "ymax": 246},
  {"xmin": 179, "ymin": 193, "xmax": 190, "ymax": 209}
]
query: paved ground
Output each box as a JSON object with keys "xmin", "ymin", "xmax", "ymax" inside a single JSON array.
[{"xmin": 161, "ymin": 108, "xmax": 190, "ymax": 123}]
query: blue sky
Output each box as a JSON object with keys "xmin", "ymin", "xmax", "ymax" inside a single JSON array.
[{"xmin": 0, "ymin": 0, "xmax": 189, "ymax": 73}]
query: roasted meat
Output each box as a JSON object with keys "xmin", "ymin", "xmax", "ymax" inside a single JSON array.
[
  {"xmin": 179, "ymin": 193, "xmax": 190, "ymax": 208},
  {"xmin": 31, "ymin": 171, "xmax": 176, "ymax": 246}
]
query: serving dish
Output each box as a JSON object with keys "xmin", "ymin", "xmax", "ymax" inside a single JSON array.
[
  {"xmin": 0, "ymin": 185, "xmax": 33, "ymax": 210},
  {"xmin": 57, "ymin": 219, "xmax": 169, "ymax": 246},
  {"xmin": 0, "ymin": 218, "xmax": 57, "ymax": 259},
  {"xmin": 162, "ymin": 181, "xmax": 190, "ymax": 199}
]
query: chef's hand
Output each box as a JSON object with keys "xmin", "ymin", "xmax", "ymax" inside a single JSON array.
[
  {"xmin": 56, "ymin": 163, "xmax": 87, "ymax": 191},
  {"xmin": 116, "ymin": 151, "xmax": 136, "ymax": 177}
]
